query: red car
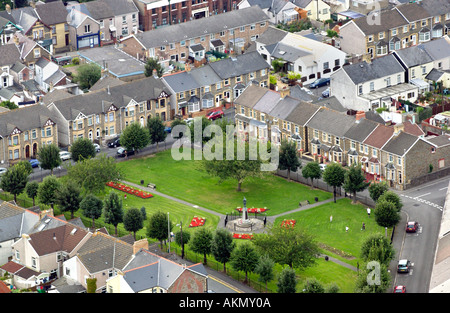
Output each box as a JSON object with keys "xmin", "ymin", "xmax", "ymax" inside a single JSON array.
[
  {"xmin": 406, "ymin": 221, "xmax": 419, "ymax": 233},
  {"xmin": 393, "ymin": 285, "xmax": 406, "ymax": 293},
  {"xmin": 206, "ymin": 110, "xmax": 224, "ymax": 120}
]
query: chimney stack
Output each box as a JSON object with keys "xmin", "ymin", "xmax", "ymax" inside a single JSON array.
[
  {"xmin": 132, "ymin": 238, "xmax": 149, "ymax": 255},
  {"xmin": 393, "ymin": 123, "xmax": 404, "ymax": 135},
  {"xmin": 355, "ymin": 111, "xmax": 365, "ymax": 121}
]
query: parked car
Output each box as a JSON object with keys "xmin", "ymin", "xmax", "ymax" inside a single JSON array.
[
  {"xmin": 117, "ymin": 147, "xmax": 135, "ymax": 158},
  {"xmin": 280, "ymin": 76, "xmax": 289, "ymax": 84},
  {"xmin": 29, "ymin": 159, "xmax": 40, "ymax": 168},
  {"xmin": 0, "ymin": 167, "xmax": 7, "ymax": 175},
  {"xmin": 93, "ymin": 143, "xmax": 100, "ymax": 152},
  {"xmin": 59, "ymin": 151, "xmax": 71, "ymax": 161},
  {"xmin": 393, "ymin": 285, "xmax": 406, "ymax": 293},
  {"xmin": 322, "ymin": 87, "xmax": 330, "ymax": 98},
  {"xmin": 108, "ymin": 137, "xmax": 121, "ymax": 148},
  {"xmin": 206, "ymin": 110, "xmax": 224, "ymax": 121},
  {"xmin": 310, "ymin": 78, "xmax": 330, "ymax": 88},
  {"xmin": 164, "ymin": 126, "xmax": 172, "ymax": 133},
  {"xmin": 184, "ymin": 118, "xmax": 194, "ymax": 125},
  {"xmin": 406, "ymin": 221, "xmax": 419, "ymax": 233},
  {"xmin": 397, "ymin": 259, "xmax": 411, "ymax": 273},
  {"xmin": 319, "ymin": 163, "xmax": 327, "ymax": 172}
]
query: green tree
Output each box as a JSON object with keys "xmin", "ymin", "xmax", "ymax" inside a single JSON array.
[
  {"xmin": 37, "ymin": 175, "xmax": 61, "ymax": 209},
  {"xmin": 147, "ymin": 211, "xmax": 172, "ymax": 249},
  {"xmin": 103, "ymin": 191, "xmax": 124, "ymax": 236},
  {"xmin": 230, "ymin": 242, "xmax": 259, "ymax": 284},
  {"xmin": 190, "ymin": 228, "xmax": 213, "ymax": 265},
  {"xmin": 74, "ymin": 63, "xmax": 101, "ymax": 90},
  {"xmin": 70, "ymin": 137, "xmax": 96, "ymax": 162},
  {"xmin": 276, "ymin": 266, "xmax": 297, "ymax": 293},
  {"xmin": 56, "ymin": 181, "xmax": 82, "ymax": 219},
  {"xmin": 147, "ymin": 116, "xmax": 167, "ymax": 151},
  {"xmin": 124, "ymin": 207, "xmax": 144, "ymax": 240},
  {"xmin": 322, "ymin": 162, "xmax": 346, "ymax": 203},
  {"xmin": 0, "ymin": 163, "xmax": 29, "ymax": 202},
  {"xmin": 360, "ymin": 234, "xmax": 395, "ymax": 265},
  {"xmin": 254, "ymin": 254, "xmax": 275, "ymax": 293},
  {"xmin": 271, "ymin": 58, "xmax": 284, "ymax": 72},
  {"xmin": 378, "ymin": 191, "xmax": 403, "ymax": 211},
  {"xmin": 343, "ymin": 163, "xmax": 370, "ymax": 204},
  {"xmin": 302, "ymin": 161, "xmax": 322, "ymax": 188},
  {"xmin": 303, "ymin": 278, "xmax": 325, "ymax": 293},
  {"xmin": 354, "ymin": 262, "xmax": 391, "ymax": 293},
  {"xmin": 368, "ymin": 181, "xmax": 389, "ymax": 203},
  {"xmin": 140, "ymin": 206, "xmax": 147, "ymax": 220},
  {"xmin": 16, "ymin": 160, "xmax": 33, "ymax": 176},
  {"xmin": 211, "ymin": 228, "xmax": 235, "ymax": 273},
  {"xmin": 120, "ymin": 122, "xmax": 150, "ymax": 153},
  {"xmin": 37, "ymin": 143, "xmax": 62, "ymax": 175},
  {"xmin": 25, "ymin": 181, "xmax": 39, "ymax": 206},
  {"xmin": 144, "ymin": 57, "xmax": 164, "ymax": 77},
  {"xmin": 80, "ymin": 194, "xmax": 103, "ymax": 229},
  {"xmin": 171, "ymin": 118, "xmax": 187, "ymax": 139},
  {"xmin": 189, "ymin": 116, "xmax": 212, "ymax": 145},
  {"xmin": 374, "ymin": 200, "xmax": 401, "ymax": 229},
  {"xmin": 86, "ymin": 277, "xmax": 97, "ymax": 293},
  {"xmin": 175, "ymin": 229, "xmax": 191, "ymax": 259},
  {"xmin": 278, "ymin": 139, "xmax": 301, "ymax": 181},
  {"xmin": 0, "ymin": 100, "xmax": 18, "ymax": 110}
]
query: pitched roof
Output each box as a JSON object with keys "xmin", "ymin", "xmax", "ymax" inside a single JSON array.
[
  {"xmin": 417, "ymin": 36, "xmax": 450, "ymax": 61},
  {"xmin": 363, "ymin": 124, "xmax": 394, "ymax": 148},
  {"xmin": 89, "ymin": 75, "xmax": 126, "ymax": 92},
  {"xmin": 423, "ymin": 134, "xmax": 450, "ymax": 147},
  {"xmin": 252, "ymin": 88, "xmax": 282, "ymax": 114},
  {"xmin": 209, "ymin": 51, "xmax": 268, "ymax": 79},
  {"xmin": 351, "ymin": 8, "xmax": 407, "ymax": 35},
  {"xmin": 393, "ymin": 45, "xmax": 434, "ymax": 67},
  {"xmin": 0, "ymin": 44, "xmax": 20, "ymax": 67},
  {"xmin": 83, "ymin": 0, "xmax": 114, "ymax": 19},
  {"xmin": 99, "ymin": 0, "xmax": 138, "ymax": 16},
  {"xmin": 34, "ymin": 0, "xmax": 68, "ymax": 25},
  {"xmin": 0, "ymin": 104, "xmax": 55, "ymax": 137},
  {"xmin": 418, "ymin": 0, "xmax": 450, "ymax": 18},
  {"xmin": 284, "ymin": 100, "xmax": 320, "ymax": 126},
  {"xmin": 394, "ymin": 2, "xmax": 430, "ymax": 22},
  {"xmin": 305, "ymin": 107, "xmax": 355, "ymax": 137},
  {"xmin": 268, "ymin": 96, "xmax": 300, "ymax": 120},
  {"xmin": 233, "ymin": 84, "xmax": 268, "ymax": 108},
  {"xmin": 162, "ymin": 71, "xmax": 202, "ymax": 93},
  {"xmin": 344, "ymin": 118, "xmax": 379, "ymax": 142},
  {"xmin": 255, "ymin": 26, "xmax": 288, "ymax": 46},
  {"xmin": 0, "ymin": 260, "xmax": 24, "ymax": 274},
  {"xmin": 403, "ymin": 120, "xmax": 424, "ymax": 136},
  {"xmin": 382, "ymin": 131, "xmax": 419, "ymax": 156}
]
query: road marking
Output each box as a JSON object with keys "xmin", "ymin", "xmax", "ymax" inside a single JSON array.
[
  {"xmin": 416, "ymin": 192, "xmax": 431, "ymax": 198},
  {"xmin": 439, "ymin": 187, "xmax": 448, "ymax": 191},
  {"xmin": 209, "ymin": 275, "xmax": 243, "ymax": 293},
  {"xmin": 400, "ymin": 194, "xmax": 443, "ymax": 210}
]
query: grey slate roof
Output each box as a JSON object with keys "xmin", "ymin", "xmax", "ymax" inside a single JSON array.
[
  {"xmin": 0, "ymin": 104, "xmax": 55, "ymax": 137},
  {"xmin": 418, "ymin": 0, "xmax": 450, "ymax": 18},
  {"xmin": 0, "ymin": 44, "xmax": 20, "ymax": 67},
  {"xmin": 270, "ymin": 42, "xmax": 311, "ymax": 63},
  {"xmin": 393, "ymin": 45, "xmax": 434, "ymax": 67},
  {"xmin": 83, "ymin": 0, "xmax": 114, "ymax": 19},
  {"xmin": 284, "ymin": 99, "xmax": 320, "ymax": 126},
  {"xmin": 162, "ymin": 71, "xmax": 202, "ymax": 93},
  {"xmin": 382, "ymin": 131, "xmax": 419, "ymax": 156},
  {"xmin": 425, "ymin": 68, "xmax": 445, "ymax": 82},
  {"xmin": 233, "ymin": 84, "xmax": 268, "ymax": 108},
  {"xmin": 344, "ymin": 118, "xmax": 379, "ymax": 142},
  {"xmin": 342, "ymin": 54, "xmax": 405, "ymax": 84},
  {"xmin": 208, "ymin": 51, "xmax": 268, "ymax": 79},
  {"xmin": 34, "ymin": 0, "xmax": 68, "ymax": 25},
  {"xmin": 394, "ymin": 2, "xmax": 430, "ymax": 22},
  {"xmin": 351, "ymin": 8, "xmax": 407, "ymax": 35},
  {"xmin": 133, "ymin": 6, "xmax": 269, "ymax": 49},
  {"xmin": 99, "ymin": 0, "xmax": 138, "ymax": 16},
  {"xmin": 252, "ymin": 88, "xmax": 282, "ymax": 114},
  {"xmin": 417, "ymin": 36, "xmax": 450, "ymax": 62},
  {"xmin": 255, "ymin": 26, "xmax": 288, "ymax": 46},
  {"xmin": 312, "ymin": 96, "xmax": 346, "ymax": 113},
  {"xmin": 268, "ymin": 95, "xmax": 300, "ymax": 120},
  {"xmin": 424, "ymin": 135, "xmax": 450, "ymax": 147},
  {"xmin": 305, "ymin": 107, "xmax": 355, "ymax": 137},
  {"xmin": 188, "ymin": 65, "xmax": 222, "ymax": 87}
]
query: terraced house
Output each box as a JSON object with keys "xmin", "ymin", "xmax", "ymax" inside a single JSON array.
[
  {"xmin": 46, "ymin": 76, "xmax": 171, "ymax": 148},
  {"xmin": 0, "ymin": 104, "xmax": 57, "ymax": 165}
]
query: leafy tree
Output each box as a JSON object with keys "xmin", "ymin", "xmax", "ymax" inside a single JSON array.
[
  {"xmin": 378, "ymin": 191, "xmax": 403, "ymax": 212},
  {"xmin": 147, "ymin": 116, "xmax": 167, "ymax": 151},
  {"xmin": 302, "ymin": 162, "xmax": 322, "ymax": 188},
  {"xmin": 70, "ymin": 137, "xmax": 96, "ymax": 162},
  {"xmin": 80, "ymin": 194, "xmax": 103, "ymax": 229},
  {"xmin": 278, "ymin": 139, "xmax": 301, "ymax": 181},
  {"xmin": 16, "ymin": 160, "xmax": 33, "ymax": 176},
  {"xmin": 343, "ymin": 163, "xmax": 370, "ymax": 204},
  {"xmin": 374, "ymin": 200, "xmax": 401, "ymax": 229},
  {"xmin": 360, "ymin": 234, "xmax": 395, "ymax": 265},
  {"xmin": 144, "ymin": 57, "xmax": 164, "ymax": 77},
  {"xmin": 326, "ymin": 283, "xmax": 340, "ymax": 293},
  {"xmin": 37, "ymin": 143, "xmax": 62, "ymax": 175},
  {"xmin": 147, "ymin": 211, "xmax": 172, "ymax": 249},
  {"xmin": 120, "ymin": 122, "xmax": 150, "ymax": 153},
  {"xmin": 303, "ymin": 278, "xmax": 325, "ymax": 293},
  {"xmin": 190, "ymin": 228, "xmax": 213, "ymax": 265},
  {"xmin": 171, "ymin": 118, "xmax": 188, "ymax": 140},
  {"xmin": 276, "ymin": 266, "xmax": 297, "ymax": 293},
  {"xmin": 0, "ymin": 100, "xmax": 18, "ymax": 110},
  {"xmin": 55, "ymin": 181, "xmax": 82, "ymax": 219},
  {"xmin": 175, "ymin": 229, "xmax": 191, "ymax": 259},
  {"xmin": 229, "ymin": 242, "xmax": 259, "ymax": 284},
  {"xmin": 140, "ymin": 206, "xmax": 147, "ymax": 220},
  {"xmin": 271, "ymin": 58, "xmax": 284, "ymax": 72},
  {"xmin": 25, "ymin": 181, "xmax": 39, "ymax": 206},
  {"xmin": 103, "ymin": 191, "xmax": 124, "ymax": 236},
  {"xmin": 254, "ymin": 254, "xmax": 275, "ymax": 292},
  {"xmin": 37, "ymin": 175, "xmax": 61, "ymax": 209},
  {"xmin": 189, "ymin": 116, "xmax": 212, "ymax": 145},
  {"xmin": 124, "ymin": 207, "xmax": 144, "ymax": 240},
  {"xmin": 211, "ymin": 228, "xmax": 235, "ymax": 273},
  {"xmin": 0, "ymin": 163, "xmax": 29, "ymax": 202},
  {"xmin": 354, "ymin": 262, "xmax": 391, "ymax": 293},
  {"xmin": 368, "ymin": 181, "xmax": 389, "ymax": 203},
  {"xmin": 66, "ymin": 154, "xmax": 122, "ymax": 194},
  {"xmin": 322, "ymin": 162, "xmax": 346, "ymax": 203},
  {"xmin": 253, "ymin": 225, "xmax": 319, "ymax": 269},
  {"xmin": 74, "ymin": 63, "xmax": 101, "ymax": 90}
]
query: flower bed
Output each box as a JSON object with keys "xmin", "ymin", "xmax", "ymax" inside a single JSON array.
[
  {"xmin": 189, "ymin": 216, "xmax": 205, "ymax": 227},
  {"xmin": 235, "ymin": 207, "xmax": 268, "ymax": 214},
  {"xmin": 281, "ymin": 219, "xmax": 296, "ymax": 228},
  {"xmin": 106, "ymin": 181, "xmax": 154, "ymax": 199},
  {"xmin": 232, "ymin": 233, "xmax": 253, "ymax": 240}
]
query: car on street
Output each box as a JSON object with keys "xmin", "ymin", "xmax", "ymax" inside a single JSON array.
[
  {"xmin": 310, "ymin": 77, "xmax": 330, "ymax": 88},
  {"xmin": 93, "ymin": 143, "xmax": 100, "ymax": 152},
  {"xmin": 108, "ymin": 137, "xmax": 121, "ymax": 148},
  {"xmin": 184, "ymin": 118, "xmax": 194, "ymax": 125},
  {"xmin": 29, "ymin": 159, "xmax": 40, "ymax": 168},
  {"xmin": 164, "ymin": 126, "xmax": 172, "ymax": 133},
  {"xmin": 0, "ymin": 167, "xmax": 7, "ymax": 175},
  {"xmin": 393, "ymin": 285, "xmax": 406, "ymax": 293},
  {"xmin": 280, "ymin": 76, "xmax": 289, "ymax": 84},
  {"xmin": 397, "ymin": 259, "xmax": 411, "ymax": 273},
  {"xmin": 406, "ymin": 221, "xmax": 419, "ymax": 233},
  {"xmin": 322, "ymin": 87, "xmax": 330, "ymax": 98},
  {"xmin": 206, "ymin": 110, "xmax": 224, "ymax": 121},
  {"xmin": 117, "ymin": 147, "xmax": 135, "ymax": 158},
  {"xmin": 59, "ymin": 151, "xmax": 71, "ymax": 161}
]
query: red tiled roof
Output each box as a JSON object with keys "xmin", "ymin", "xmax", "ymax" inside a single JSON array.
[
  {"xmin": 0, "ymin": 261, "xmax": 24, "ymax": 274},
  {"xmin": 0, "ymin": 280, "xmax": 11, "ymax": 293},
  {"xmin": 363, "ymin": 124, "xmax": 394, "ymax": 148},
  {"xmin": 403, "ymin": 120, "xmax": 424, "ymax": 137}
]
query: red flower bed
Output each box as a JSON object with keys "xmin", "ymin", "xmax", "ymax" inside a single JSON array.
[
  {"xmin": 189, "ymin": 216, "xmax": 205, "ymax": 227},
  {"xmin": 235, "ymin": 207, "xmax": 268, "ymax": 214},
  {"xmin": 232, "ymin": 233, "xmax": 253, "ymax": 240},
  {"xmin": 106, "ymin": 181, "xmax": 153, "ymax": 199},
  {"xmin": 281, "ymin": 219, "xmax": 296, "ymax": 228}
]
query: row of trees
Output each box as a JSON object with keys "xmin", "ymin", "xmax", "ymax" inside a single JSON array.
[{"xmin": 119, "ymin": 117, "xmax": 167, "ymax": 155}]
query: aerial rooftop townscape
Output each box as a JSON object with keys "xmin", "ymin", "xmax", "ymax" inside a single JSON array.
[{"xmin": 0, "ymin": 0, "xmax": 449, "ymax": 302}]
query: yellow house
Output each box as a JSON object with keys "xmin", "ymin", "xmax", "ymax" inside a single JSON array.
[{"xmin": 294, "ymin": 0, "xmax": 331, "ymax": 21}]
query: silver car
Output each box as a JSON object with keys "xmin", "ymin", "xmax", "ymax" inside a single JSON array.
[
  {"xmin": 94, "ymin": 143, "xmax": 100, "ymax": 152},
  {"xmin": 0, "ymin": 167, "xmax": 7, "ymax": 175},
  {"xmin": 59, "ymin": 151, "xmax": 71, "ymax": 161}
]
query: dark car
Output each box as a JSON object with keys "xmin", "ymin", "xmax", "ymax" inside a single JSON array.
[
  {"xmin": 108, "ymin": 137, "xmax": 121, "ymax": 148},
  {"xmin": 206, "ymin": 110, "xmax": 224, "ymax": 121},
  {"xmin": 310, "ymin": 78, "xmax": 330, "ymax": 88},
  {"xmin": 29, "ymin": 159, "xmax": 40, "ymax": 168},
  {"xmin": 322, "ymin": 87, "xmax": 330, "ymax": 98},
  {"xmin": 393, "ymin": 286, "xmax": 406, "ymax": 293},
  {"xmin": 406, "ymin": 221, "xmax": 419, "ymax": 233},
  {"xmin": 397, "ymin": 259, "xmax": 411, "ymax": 273},
  {"xmin": 117, "ymin": 147, "xmax": 135, "ymax": 158},
  {"xmin": 164, "ymin": 126, "xmax": 172, "ymax": 133}
]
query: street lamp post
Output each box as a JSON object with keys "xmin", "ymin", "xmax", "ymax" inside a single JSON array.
[
  {"xmin": 176, "ymin": 221, "xmax": 184, "ymax": 259},
  {"xmin": 168, "ymin": 212, "xmax": 170, "ymax": 253}
]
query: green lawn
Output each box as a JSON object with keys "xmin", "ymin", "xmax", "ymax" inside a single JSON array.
[{"xmin": 116, "ymin": 149, "xmax": 332, "ymax": 216}]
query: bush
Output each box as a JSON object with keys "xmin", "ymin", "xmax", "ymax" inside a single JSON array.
[{"xmin": 72, "ymin": 57, "xmax": 80, "ymax": 65}]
